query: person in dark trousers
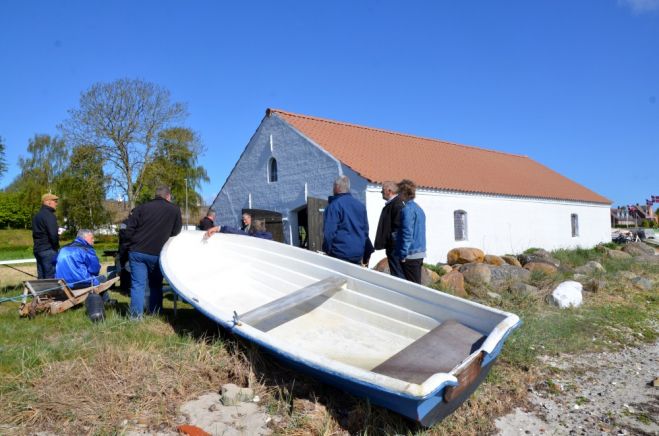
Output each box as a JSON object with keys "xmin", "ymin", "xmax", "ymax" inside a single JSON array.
[
  {"xmin": 374, "ymin": 181, "xmax": 405, "ymax": 279},
  {"xmin": 198, "ymin": 209, "xmax": 216, "ymax": 231},
  {"xmin": 124, "ymin": 186, "xmax": 182, "ymax": 318},
  {"xmin": 395, "ymin": 179, "xmax": 426, "ymax": 284},
  {"xmin": 55, "ymin": 229, "xmax": 113, "ymax": 300},
  {"xmin": 322, "ymin": 175, "xmax": 374, "ymax": 265},
  {"xmin": 32, "ymin": 193, "xmax": 60, "ymax": 279}
]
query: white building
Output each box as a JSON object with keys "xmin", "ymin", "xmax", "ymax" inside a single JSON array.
[{"xmin": 211, "ymin": 109, "xmax": 611, "ymax": 264}]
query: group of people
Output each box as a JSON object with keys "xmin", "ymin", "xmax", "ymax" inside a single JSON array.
[
  {"xmin": 30, "ymin": 176, "xmax": 425, "ymax": 320},
  {"xmin": 322, "ymin": 176, "xmax": 426, "ymax": 284},
  {"xmin": 200, "ymin": 210, "xmax": 273, "ymax": 240},
  {"xmin": 32, "ymin": 186, "xmax": 183, "ymax": 319}
]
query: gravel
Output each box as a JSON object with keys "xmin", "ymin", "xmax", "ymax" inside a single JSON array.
[{"xmin": 496, "ymin": 341, "xmax": 659, "ymax": 435}]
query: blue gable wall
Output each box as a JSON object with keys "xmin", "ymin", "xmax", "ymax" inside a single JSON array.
[{"xmin": 211, "ymin": 113, "xmax": 368, "ymax": 244}]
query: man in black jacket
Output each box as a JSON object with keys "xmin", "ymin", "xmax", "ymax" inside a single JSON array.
[
  {"xmin": 374, "ymin": 181, "xmax": 405, "ymax": 278},
  {"xmin": 123, "ymin": 186, "xmax": 182, "ymax": 318},
  {"xmin": 32, "ymin": 193, "xmax": 60, "ymax": 279}
]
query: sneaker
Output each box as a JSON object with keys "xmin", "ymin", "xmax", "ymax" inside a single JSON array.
[{"xmin": 105, "ymin": 299, "xmax": 118, "ymax": 307}]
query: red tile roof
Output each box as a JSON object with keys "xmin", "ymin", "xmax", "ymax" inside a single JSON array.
[{"xmin": 268, "ymin": 109, "xmax": 611, "ymax": 204}]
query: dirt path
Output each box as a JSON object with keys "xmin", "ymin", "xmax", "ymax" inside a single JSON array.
[{"xmin": 495, "ymin": 341, "xmax": 659, "ymax": 435}]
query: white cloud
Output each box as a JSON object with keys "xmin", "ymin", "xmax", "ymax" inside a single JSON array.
[{"xmin": 619, "ymin": 0, "xmax": 659, "ymax": 13}]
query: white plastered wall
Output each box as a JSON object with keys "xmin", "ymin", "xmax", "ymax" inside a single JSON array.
[{"xmin": 365, "ymin": 186, "xmax": 612, "ymax": 265}]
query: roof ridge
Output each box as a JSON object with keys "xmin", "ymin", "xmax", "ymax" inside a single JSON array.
[{"xmin": 267, "ymin": 108, "xmax": 529, "ymax": 159}]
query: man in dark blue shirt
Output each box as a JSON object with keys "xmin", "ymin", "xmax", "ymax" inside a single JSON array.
[
  {"xmin": 322, "ymin": 176, "xmax": 373, "ymax": 265},
  {"xmin": 32, "ymin": 193, "xmax": 60, "ymax": 279}
]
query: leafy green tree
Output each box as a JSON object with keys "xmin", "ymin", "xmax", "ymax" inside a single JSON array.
[
  {"xmin": 60, "ymin": 78, "xmax": 188, "ymax": 210},
  {"xmin": 0, "ymin": 136, "xmax": 7, "ymax": 181},
  {"xmin": 0, "ymin": 191, "xmax": 32, "ymax": 228},
  {"xmin": 138, "ymin": 128, "xmax": 209, "ymax": 222},
  {"xmin": 57, "ymin": 145, "xmax": 110, "ymax": 233},
  {"xmin": 8, "ymin": 134, "xmax": 68, "ymax": 218}
]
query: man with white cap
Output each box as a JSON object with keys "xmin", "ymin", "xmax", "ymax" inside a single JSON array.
[{"xmin": 32, "ymin": 193, "xmax": 60, "ymax": 279}]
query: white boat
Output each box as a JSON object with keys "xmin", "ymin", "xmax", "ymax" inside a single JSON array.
[{"xmin": 160, "ymin": 231, "xmax": 521, "ymax": 426}]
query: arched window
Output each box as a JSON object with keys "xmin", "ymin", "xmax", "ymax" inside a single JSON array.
[
  {"xmin": 571, "ymin": 213, "xmax": 579, "ymax": 237},
  {"xmin": 268, "ymin": 158, "xmax": 278, "ymax": 182},
  {"xmin": 454, "ymin": 210, "xmax": 467, "ymax": 241}
]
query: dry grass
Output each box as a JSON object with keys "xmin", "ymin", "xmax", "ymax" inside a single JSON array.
[{"xmin": 0, "ymin": 244, "xmax": 657, "ymax": 435}]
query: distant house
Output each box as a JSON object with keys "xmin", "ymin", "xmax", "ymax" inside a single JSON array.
[{"xmin": 210, "ymin": 109, "xmax": 612, "ymax": 264}]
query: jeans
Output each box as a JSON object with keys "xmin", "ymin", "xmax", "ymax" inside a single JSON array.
[
  {"xmin": 35, "ymin": 249, "xmax": 57, "ymax": 279},
  {"xmin": 385, "ymin": 250, "xmax": 405, "ymax": 279},
  {"xmin": 129, "ymin": 251, "xmax": 163, "ymax": 317}
]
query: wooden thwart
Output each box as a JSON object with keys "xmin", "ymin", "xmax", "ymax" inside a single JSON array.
[
  {"xmin": 372, "ymin": 319, "xmax": 487, "ymax": 389},
  {"xmin": 237, "ymin": 276, "xmax": 347, "ymax": 331}
]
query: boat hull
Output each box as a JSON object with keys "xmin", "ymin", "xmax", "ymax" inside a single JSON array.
[{"xmin": 160, "ymin": 231, "xmax": 521, "ymax": 426}]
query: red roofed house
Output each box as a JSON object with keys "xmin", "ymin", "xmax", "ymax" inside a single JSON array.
[{"xmin": 210, "ymin": 109, "xmax": 612, "ymax": 264}]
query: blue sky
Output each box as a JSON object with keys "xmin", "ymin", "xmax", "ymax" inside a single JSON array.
[{"xmin": 1, "ymin": 0, "xmax": 657, "ymax": 208}]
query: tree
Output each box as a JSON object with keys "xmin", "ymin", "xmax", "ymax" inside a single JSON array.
[
  {"xmin": 8, "ymin": 134, "xmax": 68, "ymax": 217},
  {"xmin": 60, "ymin": 78, "xmax": 188, "ymax": 210},
  {"xmin": 0, "ymin": 191, "xmax": 32, "ymax": 229},
  {"xmin": 0, "ymin": 136, "xmax": 7, "ymax": 181},
  {"xmin": 57, "ymin": 145, "xmax": 110, "ymax": 233},
  {"xmin": 138, "ymin": 128, "xmax": 209, "ymax": 221}
]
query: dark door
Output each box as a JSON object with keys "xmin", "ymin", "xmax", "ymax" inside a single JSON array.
[
  {"xmin": 242, "ymin": 208, "xmax": 284, "ymax": 243},
  {"xmin": 307, "ymin": 197, "xmax": 328, "ymax": 252}
]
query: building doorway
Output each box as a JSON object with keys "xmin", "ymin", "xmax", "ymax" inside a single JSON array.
[{"xmin": 241, "ymin": 208, "xmax": 284, "ymax": 243}]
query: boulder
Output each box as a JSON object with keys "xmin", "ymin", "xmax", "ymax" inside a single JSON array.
[
  {"xmin": 550, "ymin": 281, "xmax": 583, "ymax": 308},
  {"xmin": 421, "ymin": 267, "xmax": 440, "ymax": 286},
  {"xmin": 524, "ymin": 262, "xmax": 558, "ymax": 275},
  {"xmin": 489, "ymin": 264, "xmax": 531, "ymax": 290},
  {"xmin": 509, "ymin": 282, "xmax": 540, "ymax": 296},
  {"xmin": 518, "ymin": 253, "xmax": 561, "ymax": 268},
  {"xmin": 604, "ymin": 248, "xmax": 632, "ymax": 260},
  {"xmin": 573, "ymin": 261, "xmax": 605, "ymax": 275},
  {"xmin": 622, "ymin": 242, "xmax": 655, "ymax": 257},
  {"xmin": 501, "ymin": 255, "xmax": 522, "ymax": 267},
  {"xmin": 221, "ymin": 383, "xmax": 254, "ymax": 406},
  {"xmin": 631, "ymin": 277, "xmax": 653, "ymax": 291},
  {"xmin": 439, "ymin": 271, "xmax": 467, "ymax": 297},
  {"xmin": 447, "ymin": 247, "xmax": 485, "ymax": 265},
  {"xmin": 583, "ymin": 278, "xmax": 606, "ymax": 293},
  {"xmin": 617, "ymin": 271, "xmax": 638, "ymax": 281},
  {"xmin": 437, "ymin": 264, "xmax": 453, "ymax": 274},
  {"xmin": 634, "ymin": 254, "xmax": 659, "ymax": 264},
  {"xmin": 484, "ymin": 254, "xmax": 506, "ymax": 266},
  {"xmin": 460, "ymin": 262, "xmax": 491, "ymax": 286}
]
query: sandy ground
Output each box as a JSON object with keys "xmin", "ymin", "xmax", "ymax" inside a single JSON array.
[{"xmin": 495, "ymin": 341, "xmax": 659, "ymax": 436}]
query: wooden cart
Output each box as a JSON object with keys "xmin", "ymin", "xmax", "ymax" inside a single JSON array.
[{"xmin": 18, "ymin": 277, "xmax": 119, "ymax": 318}]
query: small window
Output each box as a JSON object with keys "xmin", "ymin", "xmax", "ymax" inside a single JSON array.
[
  {"xmin": 268, "ymin": 158, "xmax": 278, "ymax": 182},
  {"xmin": 454, "ymin": 210, "xmax": 468, "ymax": 241},
  {"xmin": 571, "ymin": 213, "xmax": 579, "ymax": 237}
]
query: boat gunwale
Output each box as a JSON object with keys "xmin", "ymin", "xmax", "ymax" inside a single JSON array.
[{"xmin": 160, "ymin": 232, "xmax": 522, "ymax": 400}]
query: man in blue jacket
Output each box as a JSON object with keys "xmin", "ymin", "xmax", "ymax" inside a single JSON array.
[
  {"xmin": 55, "ymin": 229, "xmax": 106, "ymax": 289},
  {"xmin": 395, "ymin": 179, "xmax": 426, "ymax": 284},
  {"xmin": 322, "ymin": 176, "xmax": 373, "ymax": 265}
]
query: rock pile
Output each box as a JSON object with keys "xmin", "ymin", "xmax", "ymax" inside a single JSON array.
[{"xmin": 426, "ymin": 242, "xmax": 658, "ymax": 307}]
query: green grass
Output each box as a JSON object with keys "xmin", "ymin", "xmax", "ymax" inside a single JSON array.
[
  {"xmin": 0, "ymin": 242, "xmax": 657, "ymax": 434},
  {"xmin": 0, "ymin": 229, "xmax": 118, "ymax": 261}
]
